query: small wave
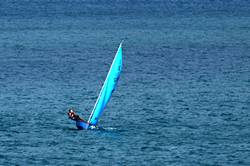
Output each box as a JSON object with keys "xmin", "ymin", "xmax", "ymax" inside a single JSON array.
[{"xmin": 102, "ymin": 127, "xmax": 117, "ymax": 130}]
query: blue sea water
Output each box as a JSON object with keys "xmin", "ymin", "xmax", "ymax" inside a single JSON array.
[{"xmin": 0, "ymin": 0, "xmax": 250, "ymax": 165}]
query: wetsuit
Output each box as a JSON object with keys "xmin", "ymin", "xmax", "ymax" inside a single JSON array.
[{"xmin": 69, "ymin": 113, "xmax": 84, "ymax": 122}]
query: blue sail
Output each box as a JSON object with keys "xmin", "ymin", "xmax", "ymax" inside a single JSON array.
[{"xmin": 88, "ymin": 42, "xmax": 123, "ymax": 126}]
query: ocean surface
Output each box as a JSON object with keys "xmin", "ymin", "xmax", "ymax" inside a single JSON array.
[{"xmin": 0, "ymin": 0, "xmax": 250, "ymax": 165}]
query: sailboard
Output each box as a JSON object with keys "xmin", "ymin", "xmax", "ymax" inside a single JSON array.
[{"xmin": 75, "ymin": 42, "xmax": 123, "ymax": 129}]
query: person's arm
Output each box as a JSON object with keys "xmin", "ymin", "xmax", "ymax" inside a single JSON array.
[{"xmin": 75, "ymin": 115, "xmax": 83, "ymax": 121}]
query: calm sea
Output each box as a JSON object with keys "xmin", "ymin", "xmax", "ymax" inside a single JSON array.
[{"xmin": 0, "ymin": 0, "xmax": 250, "ymax": 165}]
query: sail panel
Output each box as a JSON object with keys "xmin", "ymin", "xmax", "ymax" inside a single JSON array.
[{"xmin": 88, "ymin": 43, "xmax": 122, "ymax": 125}]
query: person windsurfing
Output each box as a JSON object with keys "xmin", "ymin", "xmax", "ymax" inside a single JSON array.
[
  {"xmin": 67, "ymin": 108, "xmax": 86, "ymax": 122},
  {"xmin": 67, "ymin": 108, "xmax": 99, "ymax": 130}
]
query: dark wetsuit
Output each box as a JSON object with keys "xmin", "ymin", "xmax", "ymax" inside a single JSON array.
[
  {"xmin": 73, "ymin": 115, "xmax": 83, "ymax": 121},
  {"xmin": 68, "ymin": 113, "xmax": 85, "ymax": 122}
]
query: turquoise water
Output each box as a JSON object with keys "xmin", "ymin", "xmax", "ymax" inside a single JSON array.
[{"xmin": 0, "ymin": 1, "xmax": 250, "ymax": 165}]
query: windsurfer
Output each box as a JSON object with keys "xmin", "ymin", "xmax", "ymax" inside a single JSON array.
[
  {"xmin": 67, "ymin": 108, "xmax": 86, "ymax": 122},
  {"xmin": 68, "ymin": 108, "xmax": 99, "ymax": 129}
]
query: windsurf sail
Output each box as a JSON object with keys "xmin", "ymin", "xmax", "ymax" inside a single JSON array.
[{"xmin": 88, "ymin": 42, "xmax": 123, "ymax": 125}]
